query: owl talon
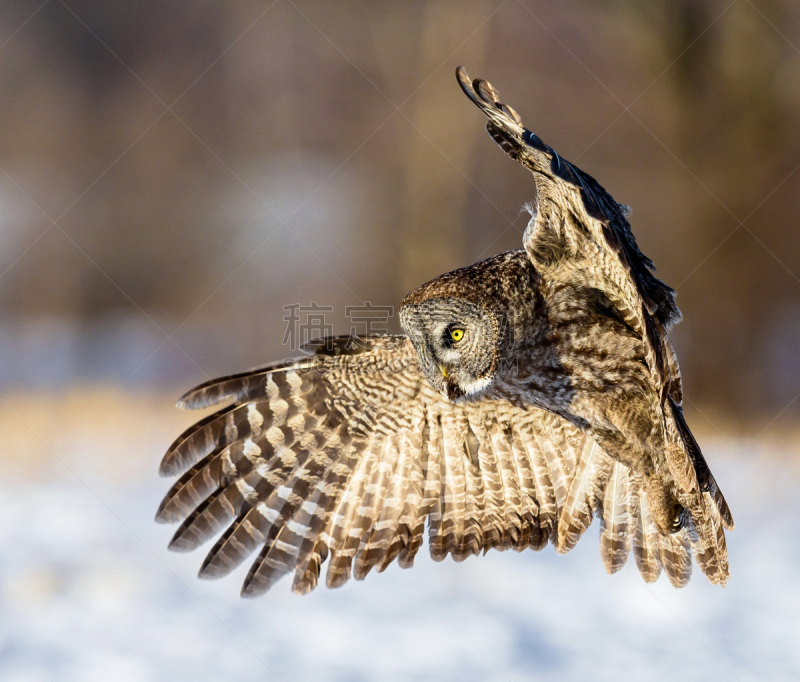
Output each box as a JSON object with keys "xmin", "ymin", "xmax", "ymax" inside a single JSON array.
[{"xmin": 670, "ymin": 507, "xmax": 688, "ymax": 533}]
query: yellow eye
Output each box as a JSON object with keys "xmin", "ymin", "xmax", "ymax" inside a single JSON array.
[{"xmin": 450, "ymin": 328, "xmax": 464, "ymax": 342}]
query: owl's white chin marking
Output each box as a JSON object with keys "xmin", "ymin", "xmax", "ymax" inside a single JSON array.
[{"xmin": 459, "ymin": 374, "xmax": 493, "ymax": 396}]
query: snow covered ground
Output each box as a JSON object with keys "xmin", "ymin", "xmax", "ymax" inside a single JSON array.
[{"xmin": 1, "ymin": 410, "xmax": 799, "ymax": 682}]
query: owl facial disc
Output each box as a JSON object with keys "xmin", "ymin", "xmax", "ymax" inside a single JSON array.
[{"xmin": 399, "ymin": 296, "xmax": 498, "ymax": 402}]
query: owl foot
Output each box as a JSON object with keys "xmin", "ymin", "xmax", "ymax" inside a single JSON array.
[{"xmin": 670, "ymin": 505, "xmax": 688, "ymax": 533}]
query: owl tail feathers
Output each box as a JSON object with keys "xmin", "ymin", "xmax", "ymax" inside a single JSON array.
[
  {"xmin": 556, "ymin": 440, "xmax": 730, "ymax": 588},
  {"xmin": 555, "ymin": 441, "xmax": 679, "ymax": 585},
  {"xmin": 634, "ymin": 482, "xmax": 731, "ymax": 589}
]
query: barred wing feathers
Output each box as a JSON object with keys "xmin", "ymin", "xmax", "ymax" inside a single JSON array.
[
  {"xmin": 455, "ymin": 66, "xmax": 679, "ymax": 330},
  {"xmin": 457, "ymin": 66, "xmax": 732, "ymax": 563},
  {"xmin": 157, "ymin": 336, "xmax": 714, "ymax": 595}
]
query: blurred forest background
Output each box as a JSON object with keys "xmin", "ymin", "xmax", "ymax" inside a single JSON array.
[
  {"xmin": 2, "ymin": 0, "xmax": 800, "ymax": 422},
  {"xmin": 2, "ymin": 2, "xmax": 800, "ymax": 682}
]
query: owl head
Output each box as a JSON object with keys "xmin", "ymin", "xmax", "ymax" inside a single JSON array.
[
  {"xmin": 399, "ymin": 251, "xmax": 539, "ymax": 402},
  {"xmin": 400, "ymin": 295, "xmax": 502, "ymax": 401}
]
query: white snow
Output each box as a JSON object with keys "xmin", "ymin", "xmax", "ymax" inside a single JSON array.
[{"xmin": 1, "ymin": 440, "xmax": 798, "ymax": 682}]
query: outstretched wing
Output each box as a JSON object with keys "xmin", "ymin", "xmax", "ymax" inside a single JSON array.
[
  {"xmin": 456, "ymin": 66, "xmax": 679, "ymax": 397},
  {"xmin": 456, "ymin": 66, "xmax": 732, "ymax": 539},
  {"xmin": 456, "ymin": 66, "xmax": 679, "ymax": 328},
  {"xmin": 157, "ymin": 336, "xmax": 715, "ymax": 596}
]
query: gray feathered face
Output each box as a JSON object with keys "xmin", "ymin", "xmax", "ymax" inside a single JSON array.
[{"xmin": 400, "ymin": 297, "xmax": 499, "ymax": 402}]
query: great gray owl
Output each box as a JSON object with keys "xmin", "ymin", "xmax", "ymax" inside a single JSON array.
[{"xmin": 156, "ymin": 67, "xmax": 733, "ymax": 597}]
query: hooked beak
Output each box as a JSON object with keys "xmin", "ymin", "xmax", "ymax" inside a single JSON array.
[{"xmin": 436, "ymin": 364, "xmax": 463, "ymax": 402}]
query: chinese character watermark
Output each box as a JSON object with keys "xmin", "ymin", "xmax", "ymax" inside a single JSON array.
[
  {"xmin": 282, "ymin": 301, "xmax": 395, "ymax": 352},
  {"xmin": 282, "ymin": 302, "xmax": 334, "ymax": 350},
  {"xmin": 344, "ymin": 302, "xmax": 394, "ymax": 350}
]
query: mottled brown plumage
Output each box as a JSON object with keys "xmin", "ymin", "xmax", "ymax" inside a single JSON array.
[{"xmin": 156, "ymin": 67, "xmax": 733, "ymax": 596}]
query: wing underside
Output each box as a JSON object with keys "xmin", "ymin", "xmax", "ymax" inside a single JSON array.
[{"xmin": 157, "ymin": 337, "xmax": 718, "ymax": 596}]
